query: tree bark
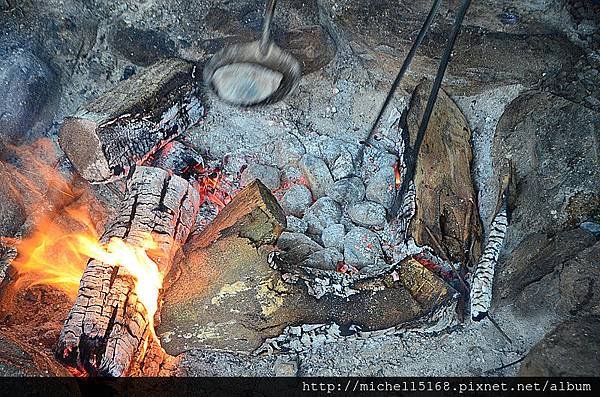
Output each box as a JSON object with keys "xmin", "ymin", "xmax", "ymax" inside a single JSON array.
[
  {"xmin": 56, "ymin": 166, "xmax": 200, "ymax": 376},
  {"xmin": 59, "ymin": 59, "xmax": 205, "ymax": 184}
]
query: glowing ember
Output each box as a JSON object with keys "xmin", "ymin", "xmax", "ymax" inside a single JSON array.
[{"xmin": 393, "ymin": 162, "xmax": 402, "ymax": 188}]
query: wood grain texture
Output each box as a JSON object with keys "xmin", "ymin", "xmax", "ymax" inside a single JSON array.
[
  {"xmin": 406, "ymin": 80, "xmax": 482, "ymax": 267},
  {"xmin": 59, "ymin": 59, "xmax": 205, "ymax": 183},
  {"xmin": 56, "ymin": 166, "xmax": 200, "ymax": 376}
]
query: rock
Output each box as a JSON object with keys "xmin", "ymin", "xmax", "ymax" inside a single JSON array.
[
  {"xmin": 319, "ymin": 139, "xmax": 361, "ymax": 180},
  {"xmin": 286, "ymin": 215, "xmax": 308, "ymax": 234},
  {"xmin": 495, "ymin": 229, "xmax": 599, "ymax": 317},
  {"xmin": 274, "ymin": 138, "xmax": 305, "ymax": 168},
  {"xmin": 278, "ymin": 26, "xmax": 336, "ymax": 75},
  {"xmin": 343, "ymin": 227, "xmax": 384, "ymax": 269},
  {"xmin": 321, "ymin": 223, "xmax": 345, "ymax": 252},
  {"xmin": 326, "ymin": 177, "xmax": 366, "ymax": 207},
  {"xmin": 240, "ymin": 164, "xmax": 281, "ymax": 191},
  {"xmin": 109, "ymin": 22, "xmax": 176, "ymax": 66},
  {"xmin": 304, "ymin": 197, "xmax": 341, "ymax": 235},
  {"xmin": 298, "ymin": 154, "xmax": 334, "ymax": 199},
  {"xmin": 0, "ymin": 163, "xmax": 26, "ymax": 237},
  {"xmin": 347, "ymin": 201, "xmax": 387, "ymax": 229},
  {"xmin": 519, "ymin": 315, "xmax": 600, "ymax": 376},
  {"xmin": 299, "ymin": 248, "xmax": 343, "ymax": 271},
  {"xmin": 277, "ymin": 232, "xmax": 323, "ymax": 264},
  {"xmin": 580, "ymin": 221, "xmax": 600, "ymax": 236},
  {"xmin": 493, "ymin": 92, "xmax": 600, "ymax": 252},
  {"xmin": 330, "ymin": 149, "xmax": 356, "ymax": 181},
  {"xmin": 280, "ymin": 184, "xmax": 313, "ymax": 217},
  {"xmin": 0, "ymin": 48, "xmax": 58, "ymax": 146},
  {"xmin": 365, "ymin": 166, "xmax": 396, "ymax": 209},
  {"xmin": 273, "ymin": 356, "xmax": 298, "ymax": 377}
]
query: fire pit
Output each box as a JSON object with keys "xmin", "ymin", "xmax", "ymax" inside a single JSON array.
[{"xmin": 2, "ymin": 0, "xmax": 598, "ymax": 380}]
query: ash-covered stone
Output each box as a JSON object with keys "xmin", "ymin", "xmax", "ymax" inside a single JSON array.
[
  {"xmin": 326, "ymin": 177, "xmax": 365, "ymax": 206},
  {"xmin": 281, "ymin": 184, "xmax": 313, "ymax": 217},
  {"xmin": 330, "ymin": 149, "xmax": 356, "ymax": 181},
  {"xmin": 300, "ymin": 248, "xmax": 343, "ymax": 271},
  {"xmin": 304, "ymin": 197, "xmax": 342, "ymax": 235},
  {"xmin": 298, "ymin": 154, "xmax": 334, "ymax": 199},
  {"xmin": 321, "ymin": 223, "xmax": 345, "ymax": 252},
  {"xmin": 365, "ymin": 166, "xmax": 397, "ymax": 210},
  {"xmin": 277, "ymin": 232, "xmax": 323, "ymax": 264},
  {"xmin": 347, "ymin": 201, "xmax": 387, "ymax": 229},
  {"xmin": 275, "ymin": 138, "xmax": 306, "ymax": 168},
  {"xmin": 343, "ymin": 227, "xmax": 384, "ymax": 269},
  {"xmin": 286, "ymin": 215, "xmax": 308, "ymax": 233},
  {"xmin": 240, "ymin": 163, "xmax": 281, "ymax": 191}
]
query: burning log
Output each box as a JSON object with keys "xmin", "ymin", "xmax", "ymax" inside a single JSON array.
[
  {"xmin": 56, "ymin": 166, "xmax": 200, "ymax": 376},
  {"xmin": 59, "ymin": 59, "xmax": 204, "ymax": 184}
]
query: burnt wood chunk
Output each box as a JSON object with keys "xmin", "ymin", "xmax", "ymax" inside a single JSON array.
[
  {"xmin": 56, "ymin": 166, "xmax": 200, "ymax": 376},
  {"xmin": 59, "ymin": 59, "xmax": 204, "ymax": 184},
  {"xmin": 185, "ymin": 180, "xmax": 286, "ymax": 253},
  {"xmin": 406, "ymin": 81, "xmax": 483, "ymax": 267}
]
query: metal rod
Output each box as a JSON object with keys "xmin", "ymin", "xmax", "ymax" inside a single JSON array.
[
  {"xmin": 359, "ymin": 0, "xmax": 443, "ymax": 159},
  {"xmin": 390, "ymin": 0, "xmax": 472, "ymax": 218},
  {"xmin": 259, "ymin": 0, "xmax": 277, "ymax": 54}
]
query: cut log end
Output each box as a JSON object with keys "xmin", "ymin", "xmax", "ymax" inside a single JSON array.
[{"xmin": 59, "ymin": 58, "xmax": 205, "ymax": 184}]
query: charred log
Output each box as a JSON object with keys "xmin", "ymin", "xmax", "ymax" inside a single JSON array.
[
  {"xmin": 56, "ymin": 166, "xmax": 200, "ymax": 376},
  {"xmin": 59, "ymin": 59, "xmax": 205, "ymax": 184}
]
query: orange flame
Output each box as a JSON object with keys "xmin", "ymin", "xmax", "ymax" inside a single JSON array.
[{"xmin": 8, "ymin": 206, "xmax": 95, "ymax": 299}]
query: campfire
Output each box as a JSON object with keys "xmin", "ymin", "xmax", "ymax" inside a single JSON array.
[{"xmin": 0, "ymin": 1, "xmax": 516, "ymax": 378}]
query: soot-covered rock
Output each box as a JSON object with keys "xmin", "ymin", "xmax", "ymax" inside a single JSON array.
[
  {"xmin": 321, "ymin": 223, "xmax": 345, "ymax": 252},
  {"xmin": 240, "ymin": 163, "xmax": 282, "ymax": 191},
  {"xmin": 0, "ymin": 48, "xmax": 58, "ymax": 146},
  {"xmin": 277, "ymin": 231, "xmax": 324, "ymax": 264},
  {"xmin": 280, "ymin": 184, "xmax": 313, "ymax": 217},
  {"xmin": 519, "ymin": 315, "xmax": 600, "ymax": 376},
  {"xmin": 299, "ymin": 247, "xmax": 342, "ymax": 271},
  {"xmin": 343, "ymin": 227, "xmax": 384, "ymax": 269},
  {"xmin": 109, "ymin": 22, "xmax": 177, "ymax": 66},
  {"xmin": 298, "ymin": 154, "xmax": 334, "ymax": 199},
  {"xmin": 0, "ymin": 163, "xmax": 26, "ymax": 237},
  {"xmin": 304, "ymin": 197, "xmax": 342, "ymax": 236},
  {"xmin": 493, "ymin": 92, "xmax": 600, "ymax": 252},
  {"xmin": 347, "ymin": 201, "xmax": 387, "ymax": 229},
  {"xmin": 326, "ymin": 177, "xmax": 365, "ymax": 206}
]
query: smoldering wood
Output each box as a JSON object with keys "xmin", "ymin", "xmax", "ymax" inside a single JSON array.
[
  {"xmin": 185, "ymin": 180, "xmax": 287, "ymax": 253},
  {"xmin": 58, "ymin": 59, "xmax": 205, "ymax": 184},
  {"xmin": 56, "ymin": 166, "xmax": 200, "ymax": 376},
  {"xmin": 405, "ymin": 81, "xmax": 483, "ymax": 268}
]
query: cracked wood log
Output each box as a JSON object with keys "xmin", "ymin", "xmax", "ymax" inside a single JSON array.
[
  {"xmin": 406, "ymin": 80, "xmax": 483, "ymax": 268},
  {"xmin": 56, "ymin": 166, "xmax": 200, "ymax": 376},
  {"xmin": 185, "ymin": 180, "xmax": 287, "ymax": 253},
  {"xmin": 59, "ymin": 58, "xmax": 205, "ymax": 184}
]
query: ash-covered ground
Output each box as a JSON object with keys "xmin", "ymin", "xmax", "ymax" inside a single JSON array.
[{"xmin": 1, "ymin": 0, "xmax": 599, "ymax": 376}]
